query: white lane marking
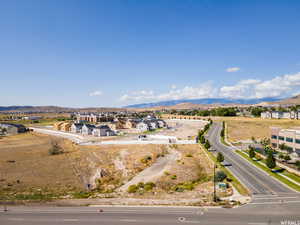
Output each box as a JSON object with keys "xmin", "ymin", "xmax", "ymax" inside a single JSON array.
[
  {"xmin": 120, "ymin": 219, "xmax": 138, "ymax": 222},
  {"xmin": 63, "ymin": 219, "xmax": 79, "ymax": 221},
  {"xmin": 248, "ymin": 223, "xmax": 268, "ymax": 225},
  {"xmin": 254, "ymin": 196, "xmax": 298, "ymax": 200},
  {"xmin": 249, "ymin": 200, "xmax": 300, "ymax": 205},
  {"xmin": 7, "ymin": 218, "xmax": 25, "ymax": 221},
  {"xmin": 9, "ymin": 210, "xmax": 195, "ymax": 215}
]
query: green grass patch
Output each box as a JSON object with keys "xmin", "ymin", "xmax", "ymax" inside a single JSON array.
[{"xmin": 236, "ymin": 151, "xmax": 300, "ymax": 192}]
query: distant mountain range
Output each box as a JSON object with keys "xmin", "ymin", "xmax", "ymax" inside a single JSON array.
[
  {"xmin": 0, "ymin": 106, "xmax": 125, "ymax": 112},
  {"xmin": 125, "ymin": 97, "xmax": 281, "ymax": 108},
  {"xmin": 1, "ymin": 95, "xmax": 299, "ymax": 113}
]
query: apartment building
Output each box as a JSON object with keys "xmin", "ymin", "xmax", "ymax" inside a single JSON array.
[
  {"xmin": 270, "ymin": 127, "xmax": 300, "ymax": 156},
  {"xmin": 261, "ymin": 111, "xmax": 300, "ymax": 119}
]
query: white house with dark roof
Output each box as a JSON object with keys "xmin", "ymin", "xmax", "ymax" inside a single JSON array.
[
  {"xmin": 71, "ymin": 123, "xmax": 84, "ymax": 133},
  {"xmin": 136, "ymin": 121, "xmax": 149, "ymax": 132},
  {"xmin": 82, "ymin": 124, "xmax": 96, "ymax": 135},
  {"xmin": 92, "ymin": 125, "xmax": 115, "ymax": 137}
]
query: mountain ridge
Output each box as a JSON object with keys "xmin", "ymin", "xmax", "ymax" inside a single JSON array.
[{"xmin": 125, "ymin": 97, "xmax": 281, "ymax": 108}]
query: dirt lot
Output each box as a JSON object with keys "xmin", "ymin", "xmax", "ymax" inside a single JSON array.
[
  {"xmin": 121, "ymin": 144, "xmax": 223, "ymax": 200},
  {"xmin": 157, "ymin": 120, "xmax": 208, "ymax": 139},
  {"xmin": 214, "ymin": 117, "xmax": 300, "ymax": 142},
  {"xmin": 0, "ymin": 132, "xmax": 220, "ymax": 201}
]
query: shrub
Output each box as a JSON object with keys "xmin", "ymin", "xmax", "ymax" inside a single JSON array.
[
  {"xmin": 278, "ymin": 153, "xmax": 285, "ymax": 159},
  {"xmin": 283, "ymin": 155, "xmax": 291, "ymax": 161},
  {"xmin": 48, "ymin": 141, "xmax": 64, "ymax": 155},
  {"xmin": 215, "ymin": 171, "xmax": 227, "ymax": 182},
  {"xmin": 170, "ymin": 175, "xmax": 177, "ymax": 180},
  {"xmin": 141, "ymin": 155, "xmax": 152, "ymax": 164},
  {"xmin": 204, "ymin": 140, "xmax": 211, "ymax": 149},
  {"xmin": 164, "ymin": 171, "xmax": 170, "ymax": 176},
  {"xmin": 144, "ymin": 182, "xmax": 155, "ymax": 191},
  {"xmin": 199, "ymin": 135, "xmax": 205, "ymax": 144},
  {"xmin": 248, "ymin": 147, "xmax": 256, "ymax": 158},
  {"xmin": 217, "ymin": 152, "xmax": 224, "ymax": 163},
  {"xmin": 296, "ymin": 161, "xmax": 300, "ymax": 170},
  {"xmin": 137, "ymin": 182, "xmax": 144, "ymax": 189},
  {"xmin": 128, "ymin": 184, "xmax": 138, "ymax": 193}
]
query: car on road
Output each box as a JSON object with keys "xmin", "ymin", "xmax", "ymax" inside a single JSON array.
[{"xmin": 221, "ymin": 161, "xmax": 232, "ymax": 167}]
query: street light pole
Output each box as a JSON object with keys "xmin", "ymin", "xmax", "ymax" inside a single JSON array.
[
  {"xmin": 213, "ymin": 163, "xmax": 218, "ymax": 202},
  {"xmin": 213, "ymin": 163, "xmax": 217, "ymax": 202}
]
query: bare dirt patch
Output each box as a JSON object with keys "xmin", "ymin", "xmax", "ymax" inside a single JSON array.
[{"xmin": 213, "ymin": 117, "xmax": 300, "ymax": 142}]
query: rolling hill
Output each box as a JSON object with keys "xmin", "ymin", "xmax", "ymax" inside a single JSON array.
[{"xmin": 125, "ymin": 97, "xmax": 280, "ymax": 108}]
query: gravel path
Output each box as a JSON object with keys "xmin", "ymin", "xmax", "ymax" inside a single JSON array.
[{"xmin": 118, "ymin": 148, "xmax": 181, "ymax": 192}]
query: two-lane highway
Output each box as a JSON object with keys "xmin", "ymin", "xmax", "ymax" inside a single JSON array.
[{"xmin": 206, "ymin": 122, "xmax": 296, "ymax": 196}]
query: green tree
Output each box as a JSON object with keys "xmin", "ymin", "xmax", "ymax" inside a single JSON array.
[
  {"xmin": 217, "ymin": 152, "xmax": 224, "ymax": 163},
  {"xmin": 199, "ymin": 135, "xmax": 205, "ymax": 144},
  {"xmin": 249, "ymin": 147, "xmax": 256, "ymax": 159},
  {"xmin": 279, "ymin": 143, "xmax": 287, "ymax": 151},
  {"xmin": 283, "ymin": 155, "xmax": 291, "ymax": 161},
  {"xmin": 296, "ymin": 161, "xmax": 300, "ymax": 170},
  {"xmin": 266, "ymin": 152, "xmax": 276, "ymax": 170},
  {"xmin": 215, "ymin": 171, "xmax": 227, "ymax": 182},
  {"xmin": 204, "ymin": 140, "xmax": 211, "ymax": 149}
]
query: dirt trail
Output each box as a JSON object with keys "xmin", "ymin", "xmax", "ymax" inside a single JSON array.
[{"xmin": 118, "ymin": 147, "xmax": 181, "ymax": 192}]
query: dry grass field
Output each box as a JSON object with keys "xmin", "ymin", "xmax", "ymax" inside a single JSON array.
[
  {"xmin": 0, "ymin": 131, "xmax": 220, "ymax": 201},
  {"xmin": 214, "ymin": 117, "xmax": 300, "ymax": 142},
  {"xmin": 0, "ymin": 133, "xmax": 171, "ymax": 199}
]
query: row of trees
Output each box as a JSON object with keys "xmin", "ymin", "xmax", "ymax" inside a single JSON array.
[
  {"xmin": 248, "ymin": 146, "xmax": 276, "ymax": 170},
  {"xmin": 197, "ymin": 120, "xmax": 212, "ymax": 149},
  {"xmin": 169, "ymin": 107, "xmax": 238, "ymax": 117}
]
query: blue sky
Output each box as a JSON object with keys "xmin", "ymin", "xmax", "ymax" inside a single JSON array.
[{"xmin": 1, "ymin": 0, "xmax": 300, "ymax": 107}]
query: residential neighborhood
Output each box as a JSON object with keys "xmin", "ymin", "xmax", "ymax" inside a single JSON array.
[{"xmin": 52, "ymin": 113, "xmax": 168, "ymax": 137}]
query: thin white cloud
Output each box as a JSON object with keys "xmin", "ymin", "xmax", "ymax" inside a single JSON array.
[
  {"xmin": 226, "ymin": 67, "xmax": 240, "ymax": 72},
  {"xmin": 119, "ymin": 71, "xmax": 300, "ymax": 103},
  {"xmin": 120, "ymin": 83, "xmax": 216, "ymax": 102},
  {"xmin": 220, "ymin": 72, "xmax": 300, "ymax": 99},
  {"xmin": 89, "ymin": 90, "xmax": 103, "ymax": 97}
]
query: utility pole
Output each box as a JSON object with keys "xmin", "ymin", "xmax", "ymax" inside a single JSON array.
[{"xmin": 213, "ymin": 163, "xmax": 217, "ymax": 202}]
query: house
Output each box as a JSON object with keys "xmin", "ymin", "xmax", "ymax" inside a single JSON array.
[
  {"xmin": 145, "ymin": 120, "xmax": 157, "ymax": 130},
  {"xmin": 61, "ymin": 122, "xmax": 72, "ymax": 132},
  {"xmin": 92, "ymin": 125, "xmax": 115, "ymax": 137},
  {"xmin": 53, "ymin": 122, "xmax": 64, "ymax": 130},
  {"xmin": 71, "ymin": 123, "xmax": 84, "ymax": 133},
  {"xmin": 108, "ymin": 122, "xmax": 118, "ymax": 131},
  {"xmin": 156, "ymin": 119, "xmax": 167, "ymax": 128},
  {"xmin": 0, "ymin": 123, "xmax": 27, "ymax": 135},
  {"xmin": 136, "ymin": 121, "xmax": 149, "ymax": 132},
  {"xmin": 82, "ymin": 124, "xmax": 96, "ymax": 135}
]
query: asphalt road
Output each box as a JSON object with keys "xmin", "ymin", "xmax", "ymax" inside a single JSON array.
[
  {"xmin": 206, "ymin": 122, "xmax": 297, "ymax": 196},
  {"xmin": 1, "ymin": 203, "xmax": 300, "ymax": 225}
]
